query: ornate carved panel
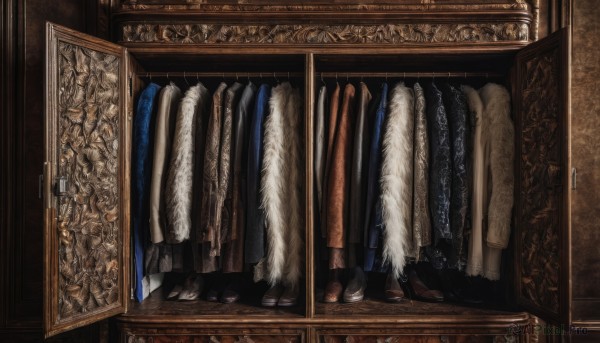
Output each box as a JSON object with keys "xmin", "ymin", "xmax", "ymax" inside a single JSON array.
[
  {"xmin": 319, "ymin": 336, "xmax": 516, "ymax": 343},
  {"xmin": 126, "ymin": 335, "xmax": 301, "ymax": 343},
  {"xmin": 56, "ymin": 40, "xmax": 121, "ymax": 320},
  {"xmin": 513, "ymin": 28, "xmax": 569, "ymax": 323},
  {"xmin": 45, "ymin": 23, "xmax": 128, "ymax": 338},
  {"xmin": 121, "ymin": 23, "xmax": 530, "ymax": 45}
]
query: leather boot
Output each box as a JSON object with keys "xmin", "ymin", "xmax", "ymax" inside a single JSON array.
[
  {"xmin": 262, "ymin": 284, "xmax": 284, "ymax": 307},
  {"xmin": 409, "ymin": 269, "xmax": 444, "ymax": 302},
  {"xmin": 384, "ymin": 272, "xmax": 405, "ymax": 303},
  {"xmin": 343, "ymin": 267, "xmax": 366, "ymax": 303},
  {"xmin": 178, "ymin": 274, "xmax": 203, "ymax": 301},
  {"xmin": 323, "ymin": 269, "xmax": 343, "ymax": 303},
  {"xmin": 278, "ymin": 285, "xmax": 299, "ymax": 307}
]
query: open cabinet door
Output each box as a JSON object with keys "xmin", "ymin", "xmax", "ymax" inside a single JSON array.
[
  {"xmin": 44, "ymin": 22, "xmax": 130, "ymax": 338},
  {"xmin": 513, "ymin": 28, "xmax": 571, "ymax": 325}
]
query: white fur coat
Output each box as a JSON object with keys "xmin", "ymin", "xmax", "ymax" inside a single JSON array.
[
  {"xmin": 260, "ymin": 82, "xmax": 304, "ymax": 287},
  {"xmin": 165, "ymin": 83, "xmax": 208, "ymax": 243},
  {"xmin": 381, "ymin": 83, "xmax": 414, "ymax": 278}
]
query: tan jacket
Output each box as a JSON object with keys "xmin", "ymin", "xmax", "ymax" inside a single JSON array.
[{"xmin": 149, "ymin": 83, "xmax": 181, "ymax": 243}]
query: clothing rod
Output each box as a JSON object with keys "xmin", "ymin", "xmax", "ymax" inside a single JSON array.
[
  {"xmin": 317, "ymin": 72, "xmax": 503, "ymax": 79},
  {"xmin": 140, "ymin": 72, "xmax": 304, "ymax": 78}
]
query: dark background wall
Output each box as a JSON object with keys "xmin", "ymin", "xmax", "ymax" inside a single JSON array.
[
  {"xmin": 0, "ymin": 0, "xmax": 112, "ymax": 341},
  {"xmin": 0, "ymin": 1, "xmax": 562, "ymax": 341}
]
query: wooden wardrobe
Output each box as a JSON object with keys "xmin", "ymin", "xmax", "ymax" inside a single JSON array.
[{"xmin": 40, "ymin": 0, "xmax": 600, "ymax": 341}]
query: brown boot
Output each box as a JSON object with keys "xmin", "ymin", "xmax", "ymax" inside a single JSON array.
[{"xmin": 384, "ymin": 272, "xmax": 405, "ymax": 303}]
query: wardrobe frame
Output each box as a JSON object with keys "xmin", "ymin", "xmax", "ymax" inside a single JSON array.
[{"xmin": 42, "ymin": 0, "xmax": 588, "ymax": 340}]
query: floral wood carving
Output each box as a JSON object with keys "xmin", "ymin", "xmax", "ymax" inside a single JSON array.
[
  {"xmin": 518, "ymin": 48, "xmax": 561, "ymax": 313},
  {"xmin": 57, "ymin": 41, "xmax": 121, "ymax": 319},
  {"xmin": 121, "ymin": 23, "xmax": 529, "ymax": 44}
]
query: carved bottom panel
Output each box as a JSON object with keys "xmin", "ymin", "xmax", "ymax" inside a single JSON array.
[
  {"xmin": 125, "ymin": 335, "xmax": 301, "ymax": 343},
  {"xmin": 319, "ymin": 336, "xmax": 519, "ymax": 343}
]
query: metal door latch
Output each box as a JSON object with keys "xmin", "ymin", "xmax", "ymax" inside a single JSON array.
[{"xmin": 54, "ymin": 176, "xmax": 68, "ymax": 196}]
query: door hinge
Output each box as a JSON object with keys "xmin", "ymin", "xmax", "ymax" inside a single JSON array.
[{"xmin": 572, "ymin": 167, "xmax": 577, "ymax": 190}]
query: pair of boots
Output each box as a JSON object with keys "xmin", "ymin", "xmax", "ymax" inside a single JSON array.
[
  {"xmin": 384, "ymin": 269, "xmax": 444, "ymax": 303},
  {"xmin": 324, "ymin": 267, "xmax": 367, "ymax": 303},
  {"xmin": 262, "ymin": 284, "xmax": 299, "ymax": 307},
  {"xmin": 167, "ymin": 273, "xmax": 203, "ymax": 301}
]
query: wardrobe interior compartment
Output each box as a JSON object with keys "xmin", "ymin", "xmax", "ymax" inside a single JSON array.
[
  {"xmin": 127, "ymin": 51, "xmax": 307, "ymax": 318},
  {"xmin": 312, "ymin": 52, "xmax": 523, "ymax": 318}
]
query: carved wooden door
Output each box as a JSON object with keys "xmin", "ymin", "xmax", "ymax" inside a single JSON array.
[
  {"xmin": 513, "ymin": 28, "xmax": 571, "ymax": 325},
  {"xmin": 44, "ymin": 23, "xmax": 130, "ymax": 337}
]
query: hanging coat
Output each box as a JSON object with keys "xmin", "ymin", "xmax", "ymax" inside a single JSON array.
[
  {"xmin": 464, "ymin": 83, "xmax": 514, "ymax": 280},
  {"xmin": 245, "ymin": 84, "xmax": 271, "ymax": 264},
  {"xmin": 199, "ymin": 82, "xmax": 228, "ymax": 254},
  {"xmin": 442, "ymin": 83, "xmax": 470, "ymax": 270},
  {"xmin": 223, "ymin": 82, "xmax": 257, "ymax": 273},
  {"xmin": 132, "ymin": 82, "xmax": 160, "ymax": 302},
  {"xmin": 410, "ymin": 82, "xmax": 432, "ymax": 260},
  {"xmin": 363, "ymin": 83, "xmax": 387, "ymax": 272},
  {"xmin": 380, "ymin": 82, "xmax": 414, "ymax": 278},
  {"xmin": 259, "ymin": 82, "xmax": 304, "ymax": 286},
  {"xmin": 165, "ymin": 83, "xmax": 205, "ymax": 244},
  {"xmin": 425, "ymin": 82, "xmax": 452, "ymax": 245}
]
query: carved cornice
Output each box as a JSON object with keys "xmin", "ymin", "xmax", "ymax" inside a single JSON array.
[
  {"xmin": 121, "ymin": 23, "xmax": 530, "ymax": 44},
  {"xmin": 118, "ymin": 2, "xmax": 532, "ymax": 12}
]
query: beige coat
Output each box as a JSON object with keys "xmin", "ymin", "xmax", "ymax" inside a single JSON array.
[{"xmin": 463, "ymin": 83, "xmax": 514, "ymax": 280}]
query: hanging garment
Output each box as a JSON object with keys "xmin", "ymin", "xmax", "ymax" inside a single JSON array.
[
  {"xmin": 380, "ymin": 82, "xmax": 414, "ymax": 278},
  {"xmin": 215, "ymin": 82, "xmax": 244, "ymax": 257},
  {"xmin": 363, "ymin": 83, "xmax": 387, "ymax": 272},
  {"xmin": 189, "ymin": 82, "xmax": 212, "ymax": 273},
  {"xmin": 245, "ymin": 84, "xmax": 271, "ymax": 264},
  {"xmin": 442, "ymin": 83, "xmax": 470, "ymax": 270},
  {"xmin": 463, "ymin": 83, "xmax": 514, "ymax": 280},
  {"xmin": 481, "ymin": 83, "xmax": 514, "ymax": 251},
  {"xmin": 410, "ymin": 82, "xmax": 432, "ymax": 260},
  {"xmin": 222, "ymin": 82, "xmax": 257, "ymax": 273},
  {"xmin": 165, "ymin": 83, "xmax": 206, "ymax": 244},
  {"xmin": 132, "ymin": 82, "xmax": 161, "ymax": 302},
  {"xmin": 314, "ymin": 85, "xmax": 328, "ymax": 237},
  {"xmin": 282, "ymin": 85, "xmax": 304, "ymax": 286},
  {"xmin": 321, "ymin": 83, "xmax": 341, "ymax": 240},
  {"xmin": 348, "ymin": 82, "xmax": 372, "ymax": 266},
  {"xmin": 200, "ymin": 82, "xmax": 228, "ymax": 253},
  {"xmin": 260, "ymin": 82, "xmax": 304, "ymax": 287},
  {"xmin": 426, "ymin": 82, "xmax": 452, "ymax": 245},
  {"xmin": 326, "ymin": 83, "xmax": 355, "ymax": 269},
  {"xmin": 149, "ymin": 82, "xmax": 181, "ymax": 244}
]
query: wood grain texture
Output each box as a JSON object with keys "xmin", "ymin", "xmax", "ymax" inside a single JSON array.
[
  {"xmin": 319, "ymin": 336, "xmax": 510, "ymax": 343},
  {"xmin": 513, "ymin": 29, "xmax": 569, "ymax": 324},
  {"xmin": 124, "ymin": 335, "xmax": 302, "ymax": 343},
  {"xmin": 570, "ymin": 0, "xmax": 600, "ymax": 323}
]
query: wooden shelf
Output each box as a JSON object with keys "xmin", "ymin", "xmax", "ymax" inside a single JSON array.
[{"xmin": 122, "ymin": 287, "xmax": 305, "ymax": 320}]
